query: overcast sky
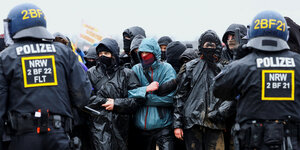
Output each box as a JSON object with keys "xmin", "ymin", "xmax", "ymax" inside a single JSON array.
[{"xmin": 0, "ymin": 0, "xmax": 299, "ymax": 41}]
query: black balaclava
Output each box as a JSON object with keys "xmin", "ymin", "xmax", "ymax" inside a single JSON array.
[
  {"xmin": 96, "ymin": 45, "xmax": 116, "ymax": 74},
  {"xmin": 123, "ymin": 26, "xmax": 146, "ymax": 54},
  {"xmin": 198, "ymin": 30, "xmax": 222, "ymax": 73},
  {"xmin": 84, "ymin": 46, "xmax": 98, "ymax": 69},
  {"xmin": 166, "ymin": 41, "xmax": 186, "ymax": 73},
  {"xmin": 123, "ymin": 33, "xmax": 131, "ymax": 54}
]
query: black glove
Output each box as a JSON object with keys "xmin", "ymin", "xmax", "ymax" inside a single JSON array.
[
  {"xmin": 207, "ymin": 110, "xmax": 224, "ymax": 122},
  {"xmin": 233, "ymin": 44, "xmax": 252, "ymax": 60}
]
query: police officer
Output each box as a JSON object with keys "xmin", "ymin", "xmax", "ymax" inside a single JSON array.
[
  {"xmin": 0, "ymin": 3, "xmax": 92, "ymax": 150},
  {"xmin": 214, "ymin": 10, "xmax": 300, "ymax": 149}
]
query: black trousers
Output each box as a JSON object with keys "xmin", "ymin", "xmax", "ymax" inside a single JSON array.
[
  {"xmin": 135, "ymin": 126, "xmax": 174, "ymax": 150},
  {"xmin": 7, "ymin": 127, "xmax": 70, "ymax": 150},
  {"xmin": 184, "ymin": 125, "xmax": 224, "ymax": 150}
]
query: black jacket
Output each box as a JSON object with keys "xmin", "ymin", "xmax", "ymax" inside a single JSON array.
[
  {"xmin": 87, "ymin": 39, "xmax": 144, "ymax": 150},
  {"xmin": 0, "ymin": 40, "xmax": 92, "ymax": 118},
  {"xmin": 173, "ymin": 58, "xmax": 225, "ymax": 130},
  {"xmin": 214, "ymin": 49, "xmax": 300, "ymax": 123}
]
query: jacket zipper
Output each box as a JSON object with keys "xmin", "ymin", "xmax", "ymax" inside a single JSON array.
[
  {"xmin": 144, "ymin": 106, "xmax": 149, "ymax": 129},
  {"xmin": 144, "ymin": 67, "xmax": 154, "ymax": 129}
]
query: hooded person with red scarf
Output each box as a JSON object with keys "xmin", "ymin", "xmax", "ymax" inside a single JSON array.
[{"xmin": 128, "ymin": 38, "xmax": 176, "ymax": 150}]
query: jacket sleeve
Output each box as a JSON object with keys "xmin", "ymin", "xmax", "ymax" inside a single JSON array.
[
  {"xmin": 213, "ymin": 62, "xmax": 241, "ymax": 100},
  {"xmin": 145, "ymin": 64, "xmax": 176, "ymax": 107},
  {"xmin": 156, "ymin": 65, "xmax": 185, "ymax": 96},
  {"xmin": 114, "ymin": 69, "xmax": 145, "ymax": 114},
  {"xmin": 173, "ymin": 64, "xmax": 190, "ymax": 129},
  {"xmin": 68, "ymin": 51, "xmax": 92, "ymax": 108},
  {"xmin": 128, "ymin": 65, "xmax": 148, "ymax": 98},
  {"xmin": 0, "ymin": 58, "xmax": 7, "ymax": 147}
]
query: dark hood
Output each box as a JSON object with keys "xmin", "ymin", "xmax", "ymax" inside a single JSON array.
[
  {"xmin": 122, "ymin": 26, "xmax": 146, "ymax": 54},
  {"xmin": 285, "ymin": 17, "xmax": 300, "ymax": 54},
  {"xmin": 96, "ymin": 38, "xmax": 120, "ymax": 64},
  {"xmin": 198, "ymin": 30, "xmax": 222, "ymax": 49},
  {"xmin": 122, "ymin": 26, "xmax": 146, "ymax": 40},
  {"xmin": 179, "ymin": 48, "xmax": 199, "ymax": 62},
  {"xmin": 158, "ymin": 36, "xmax": 172, "ymax": 46},
  {"xmin": 130, "ymin": 34, "xmax": 145, "ymax": 52},
  {"xmin": 166, "ymin": 41, "xmax": 186, "ymax": 73},
  {"xmin": 222, "ymin": 24, "xmax": 247, "ymax": 44},
  {"xmin": 84, "ymin": 46, "xmax": 98, "ymax": 59}
]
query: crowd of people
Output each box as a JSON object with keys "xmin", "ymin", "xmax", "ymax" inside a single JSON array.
[{"xmin": 0, "ymin": 2, "xmax": 300, "ymax": 150}]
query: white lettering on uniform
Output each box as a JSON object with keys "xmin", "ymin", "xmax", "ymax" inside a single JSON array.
[
  {"xmin": 256, "ymin": 57, "xmax": 296, "ymax": 68},
  {"xmin": 15, "ymin": 44, "xmax": 56, "ymax": 55},
  {"xmin": 269, "ymin": 73, "xmax": 287, "ymax": 81},
  {"xmin": 28, "ymin": 59, "xmax": 48, "ymax": 68}
]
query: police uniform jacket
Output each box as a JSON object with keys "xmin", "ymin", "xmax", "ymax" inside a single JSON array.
[{"xmin": 214, "ymin": 49, "xmax": 300, "ymax": 123}]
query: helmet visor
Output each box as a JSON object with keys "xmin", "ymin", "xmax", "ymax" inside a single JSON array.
[
  {"xmin": 246, "ymin": 36, "xmax": 289, "ymax": 51},
  {"xmin": 13, "ymin": 26, "xmax": 54, "ymax": 40}
]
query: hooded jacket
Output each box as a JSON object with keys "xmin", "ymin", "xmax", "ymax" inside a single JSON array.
[
  {"xmin": 120, "ymin": 26, "xmax": 146, "ymax": 67},
  {"xmin": 173, "ymin": 31, "xmax": 225, "ymax": 130},
  {"xmin": 221, "ymin": 24, "xmax": 247, "ymax": 62},
  {"xmin": 84, "ymin": 46, "xmax": 97, "ymax": 60},
  {"xmin": 122, "ymin": 26, "xmax": 146, "ymax": 53},
  {"xmin": 166, "ymin": 41, "xmax": 186, "ymax": 73},
  {"xmin": 128, "ymin": 38, "xmax": 176, "ymax": 130},
  {"xmin": 179, "ymin": 48, "xmax": 199, "ymax": 63},
  {"xmin": 87, "ymin": 38, "xmax": 144, "ymax": 150},
  {"xmin": 129, "ymin": 35, "xmax": 145, "ymax": 66}
]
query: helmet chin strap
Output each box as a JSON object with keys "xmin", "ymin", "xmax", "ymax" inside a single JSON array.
[{"xmin": 3, "ymin": 19, "xmax": 14, "ymax": 46}]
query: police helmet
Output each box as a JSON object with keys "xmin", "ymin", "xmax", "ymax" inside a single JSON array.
[
  {"xmin": 5, "ymin": 3, "xmax": 54, "ymax": 40},
  {"xmin": 247, "ymin": 10, "xmax": 289, "ymax": 51}
]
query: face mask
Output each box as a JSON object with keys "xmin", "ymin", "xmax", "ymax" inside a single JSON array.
[
  {"xmin": 123, "ymin": 39, "xmax": 131, "ymax": 54},
  {"xmin": 141, "ymin": 53, "xmax": 155, "ymax": 68},
  {"xmin": 85, "ymin": 60, "xmax": 96, "ymax": 69},
  {"xmin": 98, "ymin": 56, "xmax": 113, "ymax": 67},
  {"xmin": 201, "ymin": 48, "xmax": 220, "ymax": 63},
  {"xmin": 161, "ymin": 51, "xmax": 166, "ymax": 61}
]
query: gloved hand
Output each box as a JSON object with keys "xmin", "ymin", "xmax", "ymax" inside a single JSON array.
[
  {"xmin": 146, "ymin": 81, "xmax": 159, "ymax": 92},
  {"xmin": 218, "ymin": 101, "xmax": 233, "ymax": 115},
  {"xmin": 207, "ymin": 110, "xmax": 224, "ymax": 122},
  {"xmin": 233, "ymin": 44, "xmax": 252, "ymax": 60}
]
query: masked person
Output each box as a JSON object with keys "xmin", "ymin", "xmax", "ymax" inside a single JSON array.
[
  {"xmin": 214, "ymin": 10, "xmax": 300, "ymax": 150},
  {"xmin": 86, "ymin": 38, "xmax": 145, "ymax": 150},
  {"xmin": 129, "ymin": 34, "xmax": 145, "ymax": 67},
  {"xmin": 84, "ymin": 46, "xmax": 98, "ymax": 69},
  {"xmin": 158, "ymin": 36, "xmax": 173, "ymax": 61},
  {"xmin": 0, "ymin": 3, "xmax": 92, "ymax": 150},
  {"xmin": 174, "ymin": 30, "xmax": 225, "ymax": 150},
  {"xmin": 166, "ymin": 41, "xmax": 186, "ymax": 73},
  {"xmin": 128, "ymin": 38, "xmax": 176, "ymax": 150},
  {"xmin": 120, "ymin": 26, "xmax": 146, "ymax": 68},
  {"xmin": 221, "ymin": 24, "xmax": 247, "ymax": 64}
]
